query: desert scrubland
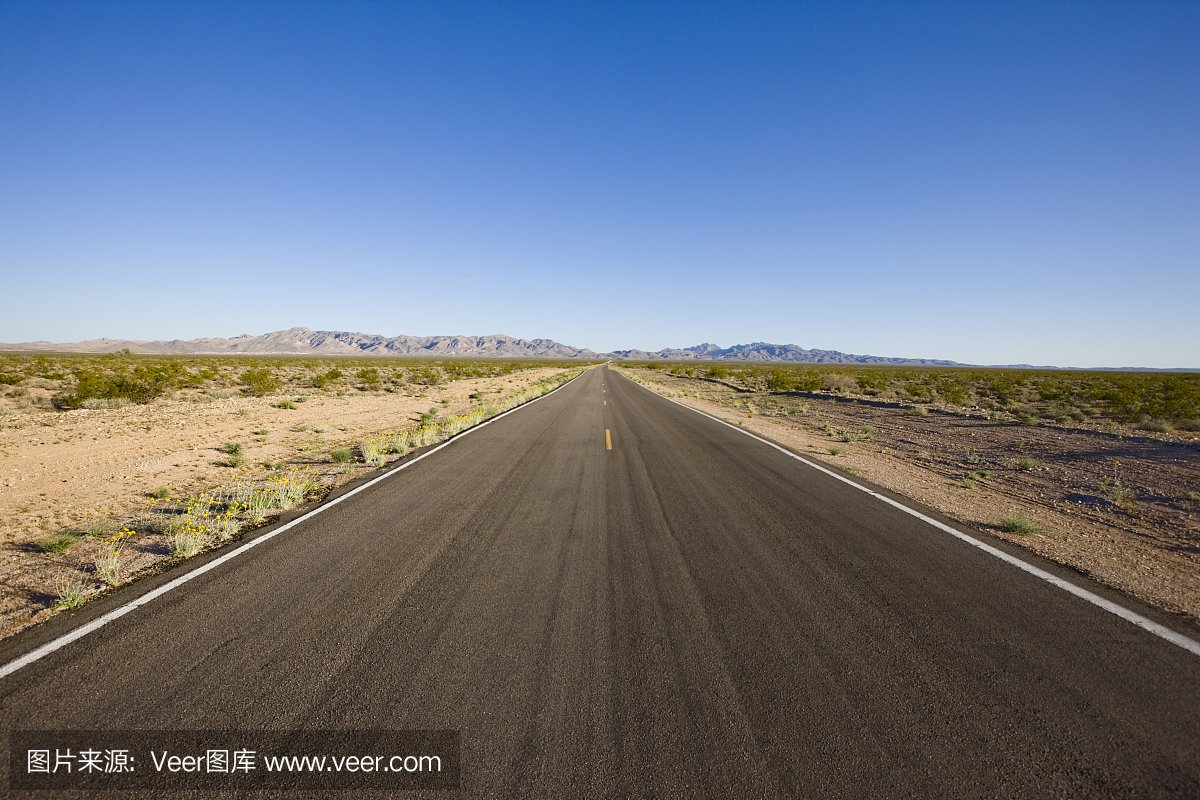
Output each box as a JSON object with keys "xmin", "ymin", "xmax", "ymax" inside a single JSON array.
[
  {"xmin": 0, "ymin": 353, "xmax": 588, "ymax": 637},
  {"xmin": 619, "ymin": 363, "xmax": 1200, "ymax": 623}
]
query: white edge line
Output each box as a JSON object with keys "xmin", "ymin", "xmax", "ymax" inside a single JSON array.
[
  {"xmin": 0, "ymin": 369, "xmax": 590, "ymax": 681},
  {"xmin": 616, "ymin": 369, "xmax": 1200, "ymax": 658}
]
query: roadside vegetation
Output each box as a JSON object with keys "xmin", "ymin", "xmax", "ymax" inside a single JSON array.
[
  {"xmin": 632, "ymin": 361, "xmax": 1200, "ymax": 433},
  {"xmin": 0, "ymin": 351, "xmax": 578, "ymax": 411}
]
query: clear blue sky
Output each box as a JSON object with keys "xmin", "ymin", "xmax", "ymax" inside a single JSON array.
[{"xmin": 1, "ymin": 0, "xmax": 1196, "ymax": 367}]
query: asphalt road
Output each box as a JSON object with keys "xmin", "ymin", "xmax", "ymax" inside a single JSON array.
[{"xmin": 1, "ymin": 365, "xmax": 1198, "ymax": 798}]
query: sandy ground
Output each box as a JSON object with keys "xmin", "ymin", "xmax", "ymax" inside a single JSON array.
[
  {"xmin": 620, "ymin": 368, "xmax": 1200, "ymax": 623},
  {"xmin": 0, "ymin": 367, "xmax": 568, "ymax": 638}
]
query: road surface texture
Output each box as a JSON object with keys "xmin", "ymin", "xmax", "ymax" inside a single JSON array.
[{"xmin": 1, "ymin": 366, "xmax": 1198, "ymax": 798}]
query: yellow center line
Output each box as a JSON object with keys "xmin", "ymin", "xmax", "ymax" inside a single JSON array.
[{"xmin": 605, "ymin": 429, "xmax": 612, "ymax": 450}]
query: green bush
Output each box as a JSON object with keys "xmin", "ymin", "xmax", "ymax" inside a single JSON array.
[
  {"xmin": 310, "ymin": 368, "xmax": 343, "ymax": 389},
  {"xmin": 52, "ymin": 362, "xmax": 186, "ymax": 408},
  {"xmin": 240, "ymin": 368, "xmax": 281, "ymax": 396},
  {"xmin": 219, "ymin": 442, "xmax": 245, "ymax": 467}
]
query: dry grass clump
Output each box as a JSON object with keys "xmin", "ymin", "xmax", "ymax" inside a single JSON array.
[
  {"xmin": 86, "ymin": 517, "xmax": 119, "ymax": 538},
  {"xmin": 999, "ymin": 515, "xmax": 1041, "ymax": 535},
  {"xmin": 36, "ymin": 532, "xmax": 83, "ymax": 554}
]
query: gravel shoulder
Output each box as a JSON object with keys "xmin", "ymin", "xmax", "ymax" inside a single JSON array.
[{"xmin": 619, "ymin": 367, "xmax": 1200, "ymax": 622}]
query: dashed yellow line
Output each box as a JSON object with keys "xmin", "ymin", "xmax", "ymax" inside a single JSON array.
[{"xmin": 605, "ymin": 429, "xmax": 612, "ymax": 450}]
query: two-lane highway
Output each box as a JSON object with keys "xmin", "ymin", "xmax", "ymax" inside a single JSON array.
[{"xmin": 1, "ymin": 365, "xmax": 1198, "ymax": 797}]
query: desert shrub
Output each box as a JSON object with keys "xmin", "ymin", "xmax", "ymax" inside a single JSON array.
[
  {"xmin": 820, "ymin": 373, "xmax": 856, "ymax": 394},
  {"xmin": 407, "ymin": 365, "xmax": 445, "ymax": 386},
  {"xmin": 764, "ymin": 369, "xmax": 823, "ymax": 393},
  {"xmin": 386, "ymin": 432, "xmax": 411, "ymax": 454},
  {"xmin": 170, "ymin": 532, "xmax": 205, "ymax": 558},
  {"xmin": 765, "ymin": 369, "xmax": 794, "ymax": 392},
  {"xmin": 152, "ymin": 511, "xmax": 185, "ymax": 536},
  {"xmin": 936, "ymin": 378, "xmax": 971, "ymax": 406},
  {"xmin": 856, "ymin": 371, "xmax": 890, "ymax": 394},
  {"xmin": 310, "ymin": 368, "xmax": 343, "ymax": 388},
  {"xmin": 412, "ymin": 425, "xmax": 441, "ymax": 447},
  {"xmin": 260, "ymin": 470, "xmax": 318, "ymax": 509},
  {"xmin": 219, "ymin": 441, "xmax": 245, "ymax": 467},
  {"xmin": 904, "ymin": 382, "xmax": 934, "ymax": 402},
  {"xmin": 243, "ymin": 490, "xmax": 274, "ymax": 523},
  {"xmin": 208, "ymin": 508, "xmax": 241, "ymax": 540},
  {"xmin": 93, "ymin": 529, "xmax": 133, "ymax": 586},
  {"xmin": 359, "ymin": 439, "xmax": 386, "ymax": 467},
  {"xmin": 51, "ymin": 361, "xmax": 185, "ymax": 408},
  {"xmin": 53, "ymin": 574, "xmax": 89, "ymax": 608},
  {"xmin": 240, "ymin": 368, "xmax": 281, "ymax": 396},
  {"xmin": 93, "ymin": 549, "xmax": 123, "ymax": 586},
  {"xmin": 192, "ymin": 366, "xmax": 220, "ymax": 384}
]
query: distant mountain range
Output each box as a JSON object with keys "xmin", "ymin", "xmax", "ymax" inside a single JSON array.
[
  {"xmin": 1, "ymin": 328, "xmax": 600, "ymax": 360},
  {"xmin": 0, "ymin": 327, "xmax": 965, "ymax": 365},
  {"xmin": 607, "ymin": 342, "xmax": 959, "ymax": 366}
]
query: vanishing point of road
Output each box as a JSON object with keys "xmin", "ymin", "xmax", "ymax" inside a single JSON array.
[{"xmin": 1, "ymin": 366, "xmax": 1198, "ymax": 797}]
